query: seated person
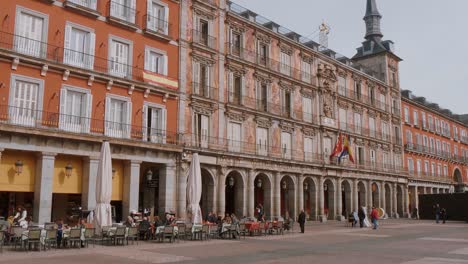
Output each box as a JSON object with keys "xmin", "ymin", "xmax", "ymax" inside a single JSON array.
[
  {"xmin": 138, "ymin": 217, "xmax": 151, "ymax": 239},
  {"xmin": 154, "ymin": 216, "xmax": 163, "ymax": 227},
  {"xmin": 124, "ymin": 216, "xmax": 135, "ymax": 227},
  {"xmin": 223, "ymin": 214, "xmax": 232, "ymax": 224}
]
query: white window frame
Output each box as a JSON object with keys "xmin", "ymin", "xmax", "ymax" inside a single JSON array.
[
  {"xmin": 338, "ymin": 76, "xmax": 346, "ymax": 96},
  {"xmin": 142, "ymin": 102, "xmax": 167, "ymax": 143},
  {"xmin": 302, "ymin": 96, "xmax": 313, "ymax": 122},
  {"xmin": 110, "ymin": 0, "xmax": 136, "ymax": 24},
  {"xmin": 144, "ymin": 45, "xmax": 168, "ymax": 75},
  {"xmin": 256, "ymin": 126, "xmax": 268, "ymax": 156},
  {"xmin": 194, "ymin": 113, "xmax": 209, "ymax": 148},
  {"xmin": 104, "ymin": 94, "xmax": 132, "ymax": 139},
  {"xmin": 413, "ymin": 110, "xmax": 418, "ymax": 126},
  {"xmin": 14, "ymin": 6, "xmax": 49, "ymax": 58},
  {"xmin": 146, "ymin": 0, "xmax": 169, "ymax": 34},
  {"xmin": 281, "ymin": 131, "xmax": 292, "ymax": 159},
  {"xmin": 108, "ymin": 35, "xmax": 133, "ymax": 78},
  {"xmin": 407, "ymin": 158, "xmax": 414, "ymax": 173},
  {"xmin": 9, "ymin": 74, "xmax": 45, "ymax": 126},
  {"xmin": 301, "ymin": 59, "xmax": 312, "ymax": 83},
  {"xmin": 304, "ymin": 136, "xmax": 314, "ymax": 162},
  {"xmin": 227, "ymin": 121, "xmax": 242, "ymax": 152},
  {"xmin": 59, "ymin": 85, "xmax": 92, "ymax": 133},
  {"xmin": 280, "ymin": 51, "xmax": 291, "ymax": 76},
  {"xmin": 404, "ymin": 107, "xmax": 409, "ymax": 123},
  {"xmin": 63, "ymin": 22, "xmax": 95, "ymax": 69},
  {"xmin": 68, "ymin": 0, "xmax": 98, "ymax": 10}
]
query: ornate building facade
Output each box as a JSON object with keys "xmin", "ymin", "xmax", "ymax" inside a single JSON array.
[
  {"xmin": 178, "ymin": 0, "xmax": 408, "ymax": 221},
  {"xmin": 0, "ymin": 0, "xmax": 181, "ymax": 223},
  {"xmin": 402, "ymin": 90, "xmax": 468, "ymax": 216}
]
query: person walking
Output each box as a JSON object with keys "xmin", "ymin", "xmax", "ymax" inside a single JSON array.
[
  {"xmin": 370, "ymin": 207, "xmax": 379, "ymax": 230},
  {"xmin": 298, "ymin": 210, "xmax": 306, "ymax": 233},
  {"xmin": 434, "ymin": 204, "xmax": 441, "ymax": 224},
  {"xmin": 358, "ymin": 207, "xmax": 365, "ymax": 228},
  {"xmin": 440, "ymin": 208, "xmax": 447, "ymax": 224}
]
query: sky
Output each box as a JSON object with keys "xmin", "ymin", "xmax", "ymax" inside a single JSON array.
[{"xmin": 233, "ymin": 0, "xmax": 468, "ymax": 114}]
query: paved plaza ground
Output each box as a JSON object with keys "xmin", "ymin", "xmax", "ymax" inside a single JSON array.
[{"xmin": 1, "ymin": 220, "xmax": 468, "ymax": 264}]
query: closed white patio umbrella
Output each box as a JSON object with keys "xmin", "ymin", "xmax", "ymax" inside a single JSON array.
[
  {"xmin": 94, "ymin": 141, "xmax": 113, "ymax": 233},
  {"xmin": 186, "ymin": 153, "xmax": 202, "ymax": 224}
]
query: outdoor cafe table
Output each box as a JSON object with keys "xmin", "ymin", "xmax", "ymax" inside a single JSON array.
[
  {"xmin": 155, "ymin": 225, "xmax": 178, "ymax": 236},
  {"xmin": 107, "ymin": 226, "xmax": 129, "ymax": 237},
  {"xmin": 244, "ymin": 222, "xmax": 260, "ymax": 235},
  {"xmin": 22, "ymin": 229, "xmax": 47, "ymax": 245}
]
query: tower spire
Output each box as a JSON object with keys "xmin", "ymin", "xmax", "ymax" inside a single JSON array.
[{"xmin": 364, "ymin": 0, "xmax": 383, "ymax": 42}]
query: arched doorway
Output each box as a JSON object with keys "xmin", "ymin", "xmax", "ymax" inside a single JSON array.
[
  {"xmin": 371, "ymin": 182, "xmax": 380, "ymax": 208},
  {"xmin": 357, "ymin": 181, "xmax": 367, "ymax": 207},
  {"xmin": 454, "ymin": 168, "xmax": 463, "ymax": 193},
  {"xmin": 397, "ymin": 185, "xmax": 404, "ymax": 217},
  {"xmin": 254, "ymin": 173, "xmax": 272, "ymax": 220},
  {"xmin": 280, "ymin": 176, "xmax": 295, "ymax": 219},
  {"xmin": 225, "ymin": 171, "xmax": 244, "ymax": 217},
  {"xmin": 200, "ymin": 168, "xmax": 215, "ymax": 220},
  {"xmin": 341, "ymin": 180, "xmax": 352, "ymax": 217},
  {"xmin": 303, "ymin": 177, "xmax": 317, "ymax": 220},
  {"xmin": 323, "ymin": 179, "xmax": 335, "ymax": 219},
  {"xmin": 384, "ymin": 184, "xmax": 391, "ymax": 217}
]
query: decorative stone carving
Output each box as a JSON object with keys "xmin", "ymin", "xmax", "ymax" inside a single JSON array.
[
  {"xmin": 380, "ymin": 114, "xmax": 390, "ymax": 122},
  {"xmin": 193, "ymin": 5, "xmax": 215, "ymax": 20},
  {"xmin": 253, "ymin": 72, "xmax": 272, "ymax": 84},
  {"xmin": 368, "ymin": 141, "xmax": 377, "ymax": 149},
  {"xmin": 381, "ymin": 144, "xmax": 390, "ymax": 151},
  {"xmin": 354, "ymin": 138, "xmax": 365, "ymax": 146},
  {"xmin": 317, "ymin": 63, "xmax": 337, "ymax": 83},
  {"xmin": 278, "ymin": 81, "xmax": 292, "ymax": 91},
  {"xmin": 368, "ymin": 110, "xmax": 376, "ymax": 118},
  {"xmin": 300, "ymin": 88, "xmax": 313, "ymax": 98},
  {"xmin": 227, "ymin": 20, "xmax": 246, "ymax": 33},
  {"xmin": 337, "ymin": 99, "xmax": 349, "ymax": 109},
  {"xmin": 302, "ymin": 127, "xmax": 316, "ymax": 137},
  {"xmin": 337, "ymin": 68, "xmax": 347, "ymax": 77},
  {"xmin": 352, "ymin": 73, "xmax": 362, "ymax": 82},
  {"xmin": 279, "ymin": 121, "xmax": 294, "ymax": 133},
  {"xmin": 378, "ymin": 85, "xmax": 387, "ymax": 94},
  {"xmin": 225, "ymin": 110, "xmax": 245, "ymax": 122},
  {"xmin": 392, "ymin": 118, "xmax": 400, "ymax": 125},
  {"xmin": 323, "ymin": 94, "xmax": 334, "ymax": 118},
  {"xmin": 192, "ymin": 52, "xmax": 215, "ymax": 65},
  {"xmin": 300, "ymin": 52, "xmax": 314, "ymax": 64},
  {"xmin": 393, "ymin": 146, "xmax": 402, "ymax": 154},
  {"xmin": 191, "ymin": 101, "xmax": 214, "ymax": 115},
  {"xmin": 226, "ymin": 63, "xmax": 246, "ymax": 75},
  {"xmin": 255, "ymin": 31, "xmax": 271, "ymax": 44},
  {"xmin": 278, "ymin": 42, "xmax": 292, "ymax": 55},
  {"xmin": 353, "ymin": 104, "xmax": 363, "ymax": 114},
  {"xmin": 255, "ymin": 117, "xmax": 272, "ymax": 128}
]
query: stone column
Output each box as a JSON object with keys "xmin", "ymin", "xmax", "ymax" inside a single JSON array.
[
  {"xmin": 82, "ymin": 157, "xmax": 99, "ymax": 211},
  {"xmin": 298, "ymin": 175, "xmax": 304, "ymax": 214},
  {"xmin": 176, "ymin": 161, "xmax": 189, "ymax": 219},
  {"xmin": 393, "ymin": 183, "xmax": 398, "ymax": 218},
  {"xmin": 248, "ymin": 169, "xmax": 255, "ymax": 218},
  {"xmin": 413, "ymin": 185, "xmax": 419, "ymax": 219},
  {"xmin": 353, "ymin": 179, "xmax": 359, "ymax": 212},
  {"xmin": 273, "ymin": 171, "xmax": 281, "ymax": 218},
  {"xmin": 123, "ymin": 160, "xmax": 141, "ymax": 220},
  {"xmin": 34, "ymin": 152, "xmax": 56, "ymax": 224},
  {"xmin": 158, "ymin": 163, "xmax": 177, "ymax": 217},
  {"xmin": 381, "ymin": 181, "xmax": 386, "ymax": 212},
  {"xmin": 217, "ymin": 167, "xmax": 227, "ymax": 217},
  {"xmin": 336, "ymin": 178, "xmax": 343, "ymax": 220},
  {"xmin": 368, "ymin": 180, "xmax": 373, "ymax": 208},
  {"xmin": 318, "ymin": 176, "xmax": 326, "ymax": 222},
  {"xmin": 0, "ymin": 148, "xmax": 4, "ymax": 162},
  {"xmin": 404, "ymin": 185, "xmax": 410, "ymax": 218}
]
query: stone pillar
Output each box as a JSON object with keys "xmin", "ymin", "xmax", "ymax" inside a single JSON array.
[
  {"xmin": 34, "ymin": 153, "xmax": 56, "ymax": 224},
  {"xmin": 82, "ymin": 157, "xmax": 99, "ymax": 211},
  {"xmin": 381, "ymin": 181, "xmax": 386, "ymax": 212},
  {"xmin": 158, "ymin": 163, "xmax": 177, "ymax": 217},
  {"xmin": 176, "ymin": 161, "xmax": 188, "ymax": 219},
  {"xmin": 353, "ymin": 179, "xmax": 359, "ymax": 212},
  {"xmin": 217, "ymin": 167, "xmax": 226, "ymax": 217},
  {"xmin": 248, "ymin": 169, "xmax": 255, "ymax": 218},
  {"xmin": 368, "ymin": 180, "xmax": 373, "ymax": 208},
  {"xmin": 336, "ymin": 178, "xmax": 344, "ymax": 220},
  {"xmin": 298, "ymin": 175, "xmax": 304, "ymax": 214},
  {"xmin": 318, "ymin": 176, "xmax": 326, "ymax": 222},
  {"xmin": 413, "ymin": 185, "xmax": 419, "ymax": 219},
  {"xmin": 393, "ymin": 183, "xmax": 399, "ymax": 218},
  {"xmin": 404, "ymin": 185, "xmax": 410, "ymax": 218},
  {"xmin": 0, "ymin": 148, "xmax": 4, "ymax": 161},
  {"xmin": 123, "ymin": 160, "xmax": 141, "ymax": 220},
  {"xmin": 273, "ymin": 172, "xmax": 281, "ymax": 218}
]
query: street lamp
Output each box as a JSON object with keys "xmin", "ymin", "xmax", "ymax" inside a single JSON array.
[
  {"xmin": 324, "ymin": 183, "xmax": 328, "ymax": 191},
  {"xmin": 341, "ymin": 184, "xmax": 345, "ymax": 192},
  {"xmin": 304, "ymin": 182, "xmax": 309, "ymax": 191},
  {"xmin": 281, "ymin": 180, "xmax": 287, "ymax": 190},
  {"xmin": 227, "ymin": 176, "xmax": 235, "ymax": 187},
  {"xmin": 15, "ymin": 160, "xmax": 23, "ymax": 175},
  {"xmin": 112, "ymin": 168, "xmax": 116, "ymax": 179},
  {"xmin": 256, "ymin": 178, "xmax": 262, "ymax": 188},
  {"xmin": 65, "ymin": 163, "xmax": 73, "ymax": 177},
  {"xmin": 146, "ymin": 169, "xmax": 153, "ymax": 182}
]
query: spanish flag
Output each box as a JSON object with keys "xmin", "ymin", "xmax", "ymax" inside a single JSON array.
[
  {"xmin": 329, "ymin": 133, "xmax": 343, "ymax": 161},
  {"xmin": 339, "ymin": 134, "xmax": 354, "ymax": 163}
]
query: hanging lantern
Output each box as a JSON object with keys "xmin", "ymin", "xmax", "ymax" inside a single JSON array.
[
  {"xmin": 112, "ymin": 168, "xmax": 116, "ymax": 179},
  {"xmin": 15, "ymin": 160, "xmax": 23, "ymax": 175},
  {"xmin": 324, "ymin": 183, "xmax": 328, "ymax": 191},
  {"xmin": 256, "ymin": 178, "xmax": 262, "ymax": 188},
  {"xmin": 304, "ymin": 182, "xmax": 309, "ymax": 191},
  {"xmin": 281, "ymin": 180, "xmax": 287, "ymax": 190},
  {"xmin": 372, "ymin": 183, "xmax": 377, "ymax": 192},
  {"xmin": 341, "ymin": 184, "xmax": 345, "ymax": 192},
  {"xmin": 65, "ymin": 163, "xmax": 73, "ymax": 177},
  {"xmin": 146, "ymin": 169, "xmax": 153, "ymax": 182},
  {"xmin": 228, "ymin": 176, "xmax": 235, "ymax": 187}
]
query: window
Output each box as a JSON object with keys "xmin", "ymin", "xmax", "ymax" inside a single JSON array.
[
  {"xmin": 304, "ymin": 137, "xmax": 314, "ymax": 162},
  {"xmin": 430, "ymin": 138, "xmax": 435, "ymax": 153},
  {"xmin": 454, "ymin": 126, "xmax": 458, "ymax": 140},
  {"xmin": 228, "ymin": 74, "xmax": 243, "ymax": 105},
  {"xmin": 437, "ymin": 164, "xmax": 442, "ymax": 177},
  {"xmin": 431, "ymin": 162, "xmax": 435, "ymax": 176},
  {"xmin": 379, "ymin": 93, "xmax": 386, "ymax": 110},
  {"xmin": 230, "ymin": 30, "xmax": 242, "ymax": 56},
  {"xmin": 424, "ymin": 161, "xmax": 429, "ymax": 175},
  {"xmin": 370, "ymin": 149, "xmax": 376, "ymax": 167},
  {"xmin": 435, "ymin": 118, "xmax": 440, "ymax": 133},
  {"xmin": 383, "ymin": 152, "xmax": 389, "ymax": 168},
  {"xmin": 9, "ymin": 74, "xmax": 44, "ymax": 126},
  {"xmin": 194, "ymin": 113, "xmax": 209, "ymax": 148},
  {"xmin": 68, "ymin": 0, "xmax": 97, "ymax": 10},
  {"xmin": 382, "ymin": 122, "xmax": 389, "ymax": 141},
  {"xmin": 390, "ymin": 70, "xmax": 397, "ymax": 87},
  {"xmin": 257, "ymin": 42, "xmax": 268, "ymax": 66},
  {"xmin": 109, "ymin": 36, "xmax": 132, "ymax": 78},
  {"xmin": 256, "ymin": 82, "xmax": 268, "ymax": 111},
  {"xmin": 281, "ymin": 89, "xmax": 293, "ymax": 118},
  {"xmin": 339, "ymin": 108, "xmax": 347, "ymax": 129},
  {"xmin": 110, "ymin": 0, "xmax": 136, "ymax": 24},
  {"xmin": 394, "ymin": 126, "xmax": 401, "ymax": 144},
  {"xmin": 354, "ymin": 113, "xmax": 362, "ymax": 134},
  {"xmin": 59, "ymin": 85, "xmax": 92, "ymax": 133},
  {"xmin": 421, "ymin": 112, "xmax": 426, "ymax": 129},
  {"xmin": 443, "ymin": 166, "xmax": 448, "ymax": 177},
  {"xmin": 454, "ymin": 146, "xmax": 458, "ymax": 157},
  {"xmin": 407, "ymin": 158, "xmax": 414, "ymax": 173},
  {"xmin": 405, "ymin": 130, "xmax": 413, "ymax": 147},
  {"xmin": 413, "ymin": 110, "xmax": 418, "ymax": 126},
  {"xmin": 105, "ymin": 95, "xmax": 132, "ymax": 139},
  {"xmin": 227, "ymin": 122, "xmax": 242, "ymax": 152},
  {"xmin": 369, "ymin": 117, "xmax": 375, "ymax": 137},
  {"xmin": 64, "ymin": 23, "xmax": 95, "ymax": 69},
  {"xmin": 436, "ymin": 140, "xmax": 441, "ymax": 155},
  {"xmin": 369, "ymin": 87, "xmax": 375, "ymax": 106},
  {"xmin": 193, "ymin": 62, "xmax": 211, "ymax": 98},
  {"xmin": 415, "ymin": 133, "xmax": 422, "ymax": 151},
  {"xmin": 356, "ymin": 146, "xmax": 364, "ymax": 165},
  {"xmin": 146, "ymin": 0, "xmax": 169, "ymax": 34},
  {"xmin": 280, "ymin": 51, "xmax": 291, "ymax": 76},
  {"xmin": 301, "ymin": 60, "xmax": 311, "ymax": 83},
  {"xmin": 404, "ymin": 107, "xmax": 409, "ymax": 123},
  {"xmin": 142, "ymin": 102, "xmax": 167, "ymax": 143},
  {"xmin": 428, "ymin": 115, "xmax": 434, "ymax": 131},
  {"xmin": 302, "ymin": 96, "xmax": 313, "ymax": 122},
  {"xmin": 194, "ymin": 17, "xmax": 213, "ymax": 48},
  {"xmin": 423, "ymin": 135, "xmax": 428, "ymax": 151},
  {"xmin": 145, "ymin": 46, "xmax": 167, "ymax": 75},
  {"xmin": 416, "ymin": 160, "xmax": 421, "ymax": 175},
  {"xmin": 14, "ymin": 7, "xmax": 48, "ymax": 58},
  {"xmin": 338, "ymin": 76, "xmax": 346, "ymax": 96},
  {"xmin": 256, "ymin": 127, "xmax": 268, "ymax": 156},
  {"xmin": 354, "ymin": 81, "xmax": 362, "ymax": 100},
  {"xmin": 281, "ymin": 132, "xmax": 292, "ymax": 159}
]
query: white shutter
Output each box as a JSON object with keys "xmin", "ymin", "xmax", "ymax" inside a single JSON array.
[
  {"xmin": 90, "ymin": 0, "xmax": 97, "ymax": 10},
  {"xmin": 204, "ymin": 65, "xmax": 211, "ymax": 98},
  {"xmin": 227, "ymin": 122, "xmax": 233, "ymax": 149},
  {"xmin": 163, "ymin": 55, "xmax": 168, "ymax": 76},
  {"xmin": 161, "ymin": 108, "xmax": 167, "ymax": 143},
  {"xmin": 228, "ymin": 72, "xmax": 233, "ymax": 103},
  {"xmin": 83, "ymin": 93, "xmax": 92, "ymax": 133},
  {"xmin": 201, "ymin": 115, "xmax": 209, "ymax": 148},
  {"xmin": 105, "ymin": 97, "xmax": 111, "ymax": 135},
  {"xmin": 240, "ymin": 76, "xmax": 245, "ymax": 105},
  {"xmin": 87, "ymin": 32, "xmax": 95, "ymax": 69},
  {"xmin": 290, "ymin": 90, "xmax": 295, "ymax": 118},
  {"xmin": 129, "ymin": 0, "xmax": 136, "ymax": 24},
  {"xmin": 193, "ymin": 61, "xmax": 200, "ymax": 94},
  {"xmin": 144, "ymin": 48, "xmax": 150, "ymax": 71},
  {"xmin": 125, "ymin": 101, "xmax": 132, "ymax": 138},
  {"xmin": 147, "ymin": 0, "xmax": 152, "ymax": 17},
  {"xmin": 59, "ymin": 88, "xmax": 68, "ymax": 129},
  {"xmin": 164, "ymin": 6, "xmax": 169, "ymax": 34},
  {"xmin": 64, "ymin": 25, "xmax": 72, "ymax": 64},
  {"xmin": 142, "ymin": 104, "xmax": 148, "ymax": 141}
]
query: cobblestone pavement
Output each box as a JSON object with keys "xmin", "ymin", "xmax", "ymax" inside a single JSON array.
[{"xmin": 1, "ymin": 220, "xmax": 468, "ymax": 264}]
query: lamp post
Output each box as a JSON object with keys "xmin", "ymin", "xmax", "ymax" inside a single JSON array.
[
  {"xmin": 146, "ymin": 169, "xmax": 153, "ymax": 183},
  {"xmin": 281, "ymin": 180, "xmax": 287, "ymax": 190},
  {"xmin": 112, "ymin": 168, "xmax": 116, "ymax": 179},
  {"xmin": 256, "ymin": 178, "xmax": 262, "ymax": 188},
  {"xmin": 15, "ymin": 160, "xmax": 23, "ymax": 175},
  {"xmin": 304, "ymin": 182, "xmax": 309, "ymax": 191},
  {"xmin": 227, "ymin": 176, "xmax": 234, "ymax": 187},
  {"xmin": 65, "ymin": 163, "xmax": 73, "ymax": 177}
]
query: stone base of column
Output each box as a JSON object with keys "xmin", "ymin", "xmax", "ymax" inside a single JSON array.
[
  {"xmin": 393, "ymin": 212, "xmax": 400, "ymax": 219},
  {"xmin": 336, "ymin": 215, "xmax": 345, "ymax": 221},
  {"xmin": 319, "ymin": 215, "xmax": 328, "ymax": 223}
]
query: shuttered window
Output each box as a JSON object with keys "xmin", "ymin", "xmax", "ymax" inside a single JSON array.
[
  {"xmin": 227, "ymin": 122, "xmax": 242, "ymax": 152},
  {"xmin": 105, "ymin": 95, "xmax": 132, "ymax": 139},
  {"xmin": 142, "ymin": 103, "xmax": 167, "ymax": 143},
  {"xmin": 15, "ymin": 9, "xmax": 47, "ymax": 57},
  {"xmin": 64, "ymin": 23, "xmax": 95, "ymax": 69},
  {"xmin": 59, "ymin": 86, "xmax": 92, "ymax": 133},
  {"xmin": 256, "ymin": 127, "xmax": 268, "ymax": 156},
  {"xmin": 109, "ymin": 37, "xmax": 132, "ymax": 78}
]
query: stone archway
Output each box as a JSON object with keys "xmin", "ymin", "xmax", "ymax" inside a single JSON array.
[
  {"xmin": 371, "ymin": 182, "xmax": 380, "ymax": 208},
  {"xmin": 323, "ymin": 179, "xmax": 335, "ymax": 220},
  {"xmin": 397, "ymin": 185, "xmax": 404, "ymax": 217},
  {"xmin": 280, "ymin": 175, "xmax": 295, "ymax": 219},
  {"xmin": 303, "ymin": 177, "xmax": 317, "ymax": 220},
  {"xmin": 341, "ymin": 180, "xmax": 352, "ymax": 217},
  {"xmin": 200, "ymin": 168, "xmax": 215, "ymax": 220},
  {"xmin": 454, "ymin": 168, "xmax": 463, "ymax": 193},
  {"xmin": 384, "ymin": 184, "xmax": 392, "ymax": 217},
  {"xmin": 357, "ymin": 181, "xmax": 367, "ymax": 207},
  {"xmin": 254, "ymin": 173, "xmax": 272, "ymax": 220},
  {"xmin": 225, "ymin": 170, "xmax": 245, "ymax": 218}
]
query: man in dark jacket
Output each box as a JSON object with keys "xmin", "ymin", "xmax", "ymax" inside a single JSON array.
[
  {"xmin": 358, "ymin": 207, "xmax": 366, "ymax": 228},
  {"xmin": 298, "ymin": 210, "xmax": 306, "ymax": 233},
  {"xmin": 434, "ymin": 204, "xmax": 441, "ymax": 224}
]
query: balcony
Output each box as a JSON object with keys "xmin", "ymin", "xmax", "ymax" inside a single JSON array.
[
  {"xmin": 191, "ymin": 82, "xmax": 218, "ymax": 100},
  {"xmin": 225, "ymin": 43, "xmax": 313, "ymax": 85},
  {"xmin": 0, "ymin": 104, "xmax": 180, "ymax": 145},
  {"xmin": 192, "ymin": 29, "xmax": 216, "ymax": 50},
  {"xmin": 339, "ymin": 122, "xmax": 388, "ymax": 142},
  {"xmin": 108, "ymin": 0, "xmax": 138, "ymax": 30},
  {"xmin": 0, "ymin": 31, "xmax": 174, "ymax": 87},
  {"xmin": 407, "ymin": 171, "xmax": 453, "ymax": 184},
  {"xmin": 342, "ymin": 90, "xmax": 390, "ymax": 112},
  {"xmin": 143, "ymin": 14, "xmax": 172, "ymax": 41},
  {"xmin": 63, "ymin": 0, "xmax": 100, "ymax": 18}
]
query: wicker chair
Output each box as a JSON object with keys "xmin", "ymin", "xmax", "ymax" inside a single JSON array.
[
  {"xmin": 24, "ymin": 229, "xmax": 41, "ymax": 251},
  {"xmin": 238, "ymin": 223, "xmax": 248, "ymax": 239},
  {"xmin": 109, "ymin": 227, "xmax": 126, "ymax": 246},
  {"xmin": 126, "ymin": 227, "xmax": 138, "ymax": 245},
  {"xmin": 160, "ymin": 226, "xmax": 175, "ymax": 243},
  {"xmin": 11, "ymin": 226, "xmax": 25, "ymax": 250},
  {"xmin": 43, "ymin": 229, "xmax": 57, "ymax": 250},
  {"xmin": 258, "ymin": 222, "xmax": 266, "ymax": 236},
  {"xmin": 66, "ymin": 228, "xmax": 82, "ymax": 249},
  {"xmin": 177, "ymin": 225, "xmax": 186, "ymax": 241},
  {"xmin": 0, "ymin": 231, "xmax": 4, "ymax": 253},
  {"xmin": 83, "ymin": 228, "xmax": 96, "ymax": 247}
]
